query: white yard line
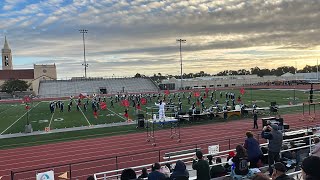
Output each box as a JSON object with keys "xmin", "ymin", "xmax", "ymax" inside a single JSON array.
[
  {"xmin": 48, "ymin": 111, "xmax": 55, "ymax": 129},
  {"xmin": 107, "ymin": 108, "xmax": 127, "ymax": 121},
  {"xmin": 74, "ymin": 100, "xmax": 91, "ymax": 126},
  {"xmin": 1, "ymin": 102, "xmax": 42, "ymax": 135}
]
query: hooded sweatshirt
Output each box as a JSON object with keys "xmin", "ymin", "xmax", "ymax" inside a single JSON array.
[{"xmin": 170, "ymin": 160, "xmax": 189, "ymax": 180}]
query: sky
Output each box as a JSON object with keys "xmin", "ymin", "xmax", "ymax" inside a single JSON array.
[{"xmin": 0, "ymin": 0, "xmax": 320, "ymax": 79}]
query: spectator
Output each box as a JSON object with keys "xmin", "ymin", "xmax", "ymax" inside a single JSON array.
[
  {"xmin": 244, "ymin": 131, "xmax": 263, "ymax": 168},
  {"xmin": 281, "ymin": 145, "xmax": 293, "ymax": 160},
  {"xmin": 170, "ymin": 160, "xmax": 189, "ymax": 180},
  {"xmin": 310, "ymin": 137, "xmax": 320, "ymax": 157},
  {"xmin": 224, "ymin": 151, "xmax": 235, "ymax": 172},
  {"xmin": 121, "ymin": 168, "xmax": 137, "ymax": 180},
  {"xmin": 87, "ymin": 176, "xmax": 94, "ymax": 180},
  {"xmin": 148, "ymin": 163, "xmax": 166, "ymax": 180},
  {"xmin": 165, "ymin": 163, "xmax": 173, "ymax": 173},
  {"xmin": 301, "ymin": 156, "xmax": 320, "ymax": 180},
  {"xmin": 192, "ymin": 150, "xmax": 210, "ymax": 180},
  {"xmin": 290, "ymin": 141, "xmax": 301, "ymax": 170},
  {"xmin": 138, "ymin": 168, "xmax": 148, "ymax": 179},
  {"xmin": 207, "ymin": 155, "xmax": 213, "ymax": 165},
  {"xmin": 210, "ymin": 157, "xmax": 226, "ymax": 178},
  {"xmin": 230, "ymin": 145, "xmax": 249, "ymax": 178},
  {"xmin": 261, "ymin": 124, "xmax": 283, "ymax": 175},
  {"xmin": 260, "ymin": 146, "xmax": 269, "ymax": 165},
  {"xmin": 271, "ymin": 162, "xmax": 293, "ymax": 180},
  {"xmin": 252, "ymin": 173, "xmax": 270, "ymax": 180}
]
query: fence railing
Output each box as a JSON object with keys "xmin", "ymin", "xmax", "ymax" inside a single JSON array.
[{"xmin": 93, "ymin": 132, "xmax": 319, "ymax": 180}]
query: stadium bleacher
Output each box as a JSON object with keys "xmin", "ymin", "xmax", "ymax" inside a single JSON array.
[{"xmin": 38, "ymin": 77, "xmax": 159, "ymax": 98}]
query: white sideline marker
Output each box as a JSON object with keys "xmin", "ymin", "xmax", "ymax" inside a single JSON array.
[
  {"xmin": 1, "ymin": 102, "xmax": 42, "ymax": 135},
  {"xmin": 74, "ymin": 100, "xmax": 91, "ymax": 126}
]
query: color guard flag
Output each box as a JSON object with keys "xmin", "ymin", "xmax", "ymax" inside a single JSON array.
[
  {"xmin": 121, "ymin": 100, "xmax": 129, "ymax": 107},
  {"xmin": 240, "ymin": 88, "xmax": 246, "ymax": 95},
  {"xmin": 140, "ymin": 98, "xmax": 147, "ymax": 105},
  {"xmin": 193, "ymin": 91, "xmax": 200, "ymax": 97},
  {"xmin": 24, "ymin": 96, "xmax": 31, "ymax": 103},
  {"xmin": 165, "ymin": 89, "xmax": 170, "ymax": 95},
  {"xmin": 205, "ymin": 88, "xmax": 209, "ymax": 94},
  {"xmin": 25, "ymin": 105, "xmax": 30, "ymax": 110},
  {"xmin": 100, "ymin": 102, "xmax": 107, "ymax": 110}
]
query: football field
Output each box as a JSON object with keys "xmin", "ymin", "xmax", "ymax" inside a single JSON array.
[{"xmin": 0, "ymin": 89, "xmax": 315, "ymax": 135}]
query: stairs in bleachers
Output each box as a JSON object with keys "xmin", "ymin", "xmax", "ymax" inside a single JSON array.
[{"xmin": 38, "ymin": 77, "xmax": 160, "ymax": 98}]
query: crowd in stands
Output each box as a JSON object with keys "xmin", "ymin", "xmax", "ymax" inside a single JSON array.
[{"xmin": 90, "ymin": 125, "xmax": 320, "ymax": 180}]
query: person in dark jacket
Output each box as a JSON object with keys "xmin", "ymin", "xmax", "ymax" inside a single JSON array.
[
  {"xmin": 192, "ymin": 151, "xmax": 210, "ymax": 180},
  {"xmin": 138, "ymin": 167, "xmax": 148, "ymax": 179},
  {"xmin": 148, "ymin": 163, "xmax": 166, "ymax": 180},
  {"xmin": 244, "ymin": 131, "xmax": 263, "ymax": 168},
  {"xmin": 301, "ymin": 156, "xmax": 320, "ymax": 180},
  {"xmin": 261, "ymin": 124, "xmax": 283, "ymax": 176},
  {"xmin": 210, "ymin": 157, "xmax": 226, "ymax": 178},
  {"xmin": 170, "ymin": 160, "xmax": 189, "ymax": 180},
  {"xmin": 253, "ymin": 109, "xmax": 258, "ymax": 129},
  {"xmin": 121, "ymin": 168, "xmax": 137, "ymax": 180},
  {"xmin": 207, "ymin": 155, "xmax": 213, "ymax": 165},
  {"xmin": 271, "ymin": 162, "xmax": 294, "ymax": 180},
  {"xmin": 231, "ymin": 145, "xmax": 249, "ymax": 178}
]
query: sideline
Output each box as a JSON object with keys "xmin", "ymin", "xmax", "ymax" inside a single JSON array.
[{"xmin": 0, "ymin": 102, "xmax": 42, "ymax": 135}]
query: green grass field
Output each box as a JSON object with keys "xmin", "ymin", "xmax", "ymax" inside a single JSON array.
[
  {"xmin": 0, "ymin": 89, "xmax": 314, "ymax": 135},
  {"xmin": 0, "ymin": 89, "xmax": 318, "ymax": 149}
]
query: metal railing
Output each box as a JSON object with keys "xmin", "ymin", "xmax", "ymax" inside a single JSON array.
[{"xmin": 93, "ymin": 131, "xmax": 319, "ymax": 180}]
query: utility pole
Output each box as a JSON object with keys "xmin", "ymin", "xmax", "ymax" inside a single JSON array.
[
  {"xmin": 79, "ymin": 29, "xmax": 88, "ymax": 78},
  {"xmin": 176, "ymin": 39, "xmax": 186, "ymax": 89}
]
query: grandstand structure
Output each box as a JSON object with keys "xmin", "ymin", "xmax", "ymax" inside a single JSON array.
[{"xmin": 38, "ymin": 77, "xmax": 160, "ymax": 98}]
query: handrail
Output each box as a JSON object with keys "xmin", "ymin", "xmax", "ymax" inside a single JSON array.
[{"xmin": 94, "ymin": 132, "xmax": 318, "ymax": 180}]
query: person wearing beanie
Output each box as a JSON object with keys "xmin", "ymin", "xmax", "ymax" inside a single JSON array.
[
  {"xmin": 261, "ymin": 124, "xmax": 283, "ymax": 176},
  {"xmin": 192, "ymin": 151, "xmax": 210, "ymax": 180},
  {"xmin": 301, "ymin": 156, "xmax": 320, "ymax": 180},
  {"xmin": 271, "ymin": 162, "xmax": 294, "ymax": 180}
]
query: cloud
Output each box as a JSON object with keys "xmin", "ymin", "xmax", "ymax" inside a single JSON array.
[{"xmin": 0, "ymin": 0, "xmax": 320, "ymax": 78}]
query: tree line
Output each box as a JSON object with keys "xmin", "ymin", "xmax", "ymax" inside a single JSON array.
[{"xmin": 134, "ymin": 64, "xmax": 320, "ymax": 83}]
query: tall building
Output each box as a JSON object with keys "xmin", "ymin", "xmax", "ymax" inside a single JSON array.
[
  {"xmin": 0, "ymin": 37, "xmax": 57, "ymax": 95},
  {"xmin": 2, "ymin": 36, "xmax": 13, "ymax": 70}
]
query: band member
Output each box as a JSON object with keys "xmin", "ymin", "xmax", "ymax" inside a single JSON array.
[
  {"xmin": 155, "ymin": 100, "xmax": 166, "ymax": 120},
  {"xmin": 93, "ymin": 107, "xmax": 98, "ymax": 119}
]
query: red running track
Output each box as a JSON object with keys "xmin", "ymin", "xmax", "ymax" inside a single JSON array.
[{"xmin": 0, "ymin": 112, "xmax": 318, "ymax": 180}]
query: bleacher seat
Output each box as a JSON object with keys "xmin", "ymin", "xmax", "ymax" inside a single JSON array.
[{"xmin": 38, "ymin": 77, "xmax": 159, "ymax": 98}]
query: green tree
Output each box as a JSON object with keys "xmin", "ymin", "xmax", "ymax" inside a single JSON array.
[{"xmin": 1, "ymin": 79, "xmax": 30, "ymax": 95}]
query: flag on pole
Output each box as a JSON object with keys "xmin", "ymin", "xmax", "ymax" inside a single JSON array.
[
  {"xmin": 100, "ymin": 102, "xmax": 107, "ymax": 110},
  {"xmin": 141, "ymin": 98, "xmax": 147, "ymax": 105},
  {"xmin": 121, "ymin": 100, "xmax": 129, "ymax": 107},
  {"xmin": 193, "ymin": 91, "xmax": 200, "ymax": 97},
  {"xmin": 240, "ymin": 88, "xmax": 246, "ymax": 95}
]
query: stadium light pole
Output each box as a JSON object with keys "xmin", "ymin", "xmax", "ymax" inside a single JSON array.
[
  {"xmin": 79, "ymin": 29, "xmax": 88, "ymax": 78},
  {"xmin": 177, "ymin": 39, "xmax": 186, "ymax": 89}
]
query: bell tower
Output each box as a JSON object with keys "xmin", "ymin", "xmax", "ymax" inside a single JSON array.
[{"xmin": 2, "ymin": 36, "xmax": 13, "ymax": 70}]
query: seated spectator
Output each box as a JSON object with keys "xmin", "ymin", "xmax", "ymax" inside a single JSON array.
[
  {"xmin": 138, "ymin": 167, "xmax": 148, "ymax": 179},
  {"xmin": 170, "ymin": 160, "xmax": 189, "ymax": 180},
  {"xmin": 310, "ymin": 137, "xmax": 320, "ymax": 157},
  {"xmin": 148, "ymin": 163, "xmax": 166, "ymax": 180},
  {"xmin": 121, "ymin": 168, "xmax": 137, "ymax": 180},
  {"xmin": 252, "ymin": 173, "xmax": 270, "ymax": 180},
  {"xmin": 165, "ymin": 163, "xmax": 173, "ymax": 173},
  {"xmin": 210, "ymin": 157, "xmax": 227, "ymax": 178},
  {"xmin": 244, "ymin": 131, "xmax": 263, "ymax": 168},
  {"xmin": 289, "ymin": 141, "xmax": 301, "ymax": 170},
  {"xmin": 192, "ymin": 150, "xmax": 210, "ymax": 180},
  {"xmin": 301, "ymin": 156, "xmax": 320, "ymax": 180},
  {"xmin": 281, "ymin": 145, "xmax": 293, "ymax": 160},
  {"xmin": 87, "ymin": 176, "xmax": 94, "ymax": 180},
  {"xmin": 271, "ymin": 162, "xmax": 293, "ymax": 180},
  {"xmin": 207, "ymin": 155, "xmax": 213, "ymax": 165},
  {"xmin": 230, "ymin": 145, "xmax": 249, "ymax": 179},
  {"xmin": 224, "ymin": 151, "xmax": 235, "ymax": 172}
]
